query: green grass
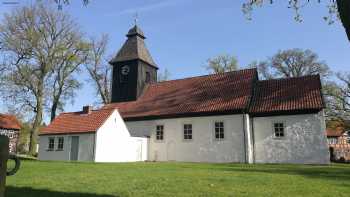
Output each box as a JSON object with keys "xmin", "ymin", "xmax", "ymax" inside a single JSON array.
[{"xmin": 5, "ymin": 160, "xmax": 350, "ymax": 197}]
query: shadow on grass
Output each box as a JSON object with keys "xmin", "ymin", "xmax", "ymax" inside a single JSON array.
[
  {"xmin": 5, "ymin": 186, "xmax": 117, "ymax": 197},
  {"xmin": 210, "ymin": 164, "xmax": 350, "ymax": 182}
]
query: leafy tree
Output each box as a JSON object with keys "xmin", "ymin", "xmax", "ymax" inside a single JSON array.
[
  {"xmin": 49, "ymin": 40, "xmax": 89, "ymax": 121},
  {"xmin": 205, "ymin": 54, "xmax": 239, "ymax": 74},
  {"xmin": 85, "ymin": 34, "xmax": 111, "ymax": 104},
  {"xmin": 0, "ymin": 3, "xmax": 86, "ymax": 153},
  {"xmin": 253, "ymin": 49, "xmax": 330, "ymax": 79},
  {"xmin": 243, "ymin": 0, "xmax": 350, "ymax": 41}
]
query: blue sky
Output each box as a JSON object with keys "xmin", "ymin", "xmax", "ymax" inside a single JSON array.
[{"xmin": 0, "ymin": 0, "xmax": 349, "ymax": 121}]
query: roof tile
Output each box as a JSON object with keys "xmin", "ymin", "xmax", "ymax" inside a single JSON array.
[
  {"xmin": 40, "ymin": 108, "xmax": 115, "ymax": 135},
  {"xmin": 249, "ymin": 75, "xmax": 323, "ymax": 115},
  {"xmin": 0, "ymin": 114, "xmax": 21, "ymax": 130},
  {"xmin": 104, "ymin": 68, "xmax": 257, "ymax": 120}
]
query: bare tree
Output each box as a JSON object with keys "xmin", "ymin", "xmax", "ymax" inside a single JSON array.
[
  {"xmin": 254, "ymin": 49, "xmax": 330, "ymax": 79},
  {"xmin": 0, "ymin": 3, "xmax": 85, "ymax": 153},
  {"xmin": 157, "ymin": 69, "xmax": 171, "ymax": 82},
  {"xmin": 242, "ymin": 0, "xmax": 350, "ymax": 41},
  {"xmin": 205, "ymin": 54, "xmax": 239, "ymax": 74},
  {"xmin": 86, "ymin": 34, "xmax": 111, "ymax": 104},
  {"xmin": 325, "ymin": 72, "xmax": 350, "ymax": 119}
]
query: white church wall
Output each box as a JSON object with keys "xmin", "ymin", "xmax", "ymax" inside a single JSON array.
[
  {"xmin": 94, "ymin": 110, "xmax": 148, "ymax": 162},
  {"xmin": 126, "ymin": 114, "xmax": 246, "ymax": 163},
  {"xmin": 253, "ymin": 111, "xmax": 330, "ymax": 164},
  {"xmin": 38, "ymin": 133, "xmax": 95, "ymax": 161}
]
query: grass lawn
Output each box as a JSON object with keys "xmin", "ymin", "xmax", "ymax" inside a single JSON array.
[{"xmin": 5, "ymin": 160, "xmax": 350, "ymax": 197}]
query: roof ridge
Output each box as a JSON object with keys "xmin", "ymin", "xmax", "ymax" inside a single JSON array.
[
  {"xmin": 59, "ymin": 107, "xmax": 113, "ymax": 115},
  {"xmin": 154, "ymin": 68, "xmax": 257, "ymax": 85}
]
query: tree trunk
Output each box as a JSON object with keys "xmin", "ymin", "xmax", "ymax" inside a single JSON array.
[
  {"xmin": 50, "ymin": 101, "xmax": 58, "ymax": 122},
  {"xmin": 337, "ymin": 0, "xmax": 350, "ymax": 41},
  {"xmin": 29, "ymin": 82, "xmax": 44, "ymax": 155}
]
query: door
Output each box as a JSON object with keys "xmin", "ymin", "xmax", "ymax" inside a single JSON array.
[
  {"xmin": 136, "ymin": 140, "xmax": 143, "ymax": 161},
  {"xmin": 167, "ymin": 141, "xmax": 176, "ymax": 161},
  {"xmin": 70, "ymin": 136, "xmax": 79, "ymax": 161}
]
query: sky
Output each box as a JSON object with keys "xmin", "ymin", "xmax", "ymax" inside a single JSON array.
[{"xmin": 0, "ymin": 0, "xmax": 349, "ymax": 122}]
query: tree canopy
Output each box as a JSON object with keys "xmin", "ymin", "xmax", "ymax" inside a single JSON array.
[{"xmin": 205, "ymin": 54, "xmax": 239, "ymax": 74}]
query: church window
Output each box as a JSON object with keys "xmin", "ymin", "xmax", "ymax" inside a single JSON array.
[
  {"xmin": 156, "ymin": 125, "xmax": 164, "ymax": 141},
  {"xmin": 183, "ymin": 124, "xmax": 192, "ymax": 140},
  {"xmin": 215, "ymin": 122, "xmax": 224, "ymax": 140},
  {"xmin": 274, "ymin": 123, "xmax": 285, "ymax": 138},
  {"xmin": 57, "ymin": 137, "xmax": 64, "ymax": 150},
  {"xmin": 48, "ymin": 138, "xmax": 55, "ymax": 151},
  {"xmin": 145, "ymin": 72, "xmax": 150, "ymax": 83}
]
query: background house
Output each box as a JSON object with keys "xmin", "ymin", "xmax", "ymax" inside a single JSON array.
[
  {"xmin": 326, "ymin": 127, "xmax": 350, "ymax": 162},
  {"xmin": 0, "ymin": 114, "xmax": 21, "ymax": 153}
]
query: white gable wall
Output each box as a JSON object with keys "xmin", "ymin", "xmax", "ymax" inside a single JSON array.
[
  {"xmin": 38, "ymin": 133, "xmax": 95, "ymax": 161},
  {"xmin": 253, "ymin": 111, "xmax": 330, "ymax": 164},
  {"xmin": 94, "ymin": 110, "xmax": 148, "ymax": 162},
  {"xmin": 126, "ymin": 114, "xmax": 246, "ymax": 163}
]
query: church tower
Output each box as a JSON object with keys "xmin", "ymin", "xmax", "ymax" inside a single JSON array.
[{"xmin": 109, "ymin": 25, "xmax": 158, "ymax": 103}]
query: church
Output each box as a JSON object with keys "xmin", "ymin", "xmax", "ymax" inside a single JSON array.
[{"xmin": 38, "ymin": 25, "xmax": 330, "ymax": 164}]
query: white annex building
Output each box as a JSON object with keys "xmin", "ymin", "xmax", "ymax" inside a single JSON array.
[{"xmin": 39, "ymin": 25, "xmax": 330, "ymax": 164}]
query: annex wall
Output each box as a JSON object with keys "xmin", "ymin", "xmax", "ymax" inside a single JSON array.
[
  {"xmin": 253, "ymin": 111, "xmax": 330, "ymax": 164},
  {"xmin": 38, "ymin": 133, "xmax": 95, "ymax": 161},
  {"xmin": 94, "ymin": 110, "xmax": 148, "ymax": 162},
  {"xmin": 126, "ymin": 114, "xmax": 246, "ymax": 163}
]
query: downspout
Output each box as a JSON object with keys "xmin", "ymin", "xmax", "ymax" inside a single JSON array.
[
  {"xmin": 242, "ymin": 113, "xmax": 247, "ymax": 164},
  {"xmin": 251, "ymin": 117, "xmax": 256, "ymax": 163},
  {"xmin": 243, "ymin": 69, "xmax": 259, "ymax": 164},
  {"xmin": 92, "ymin": 131, "xmax": 97, "ymax": 162}
]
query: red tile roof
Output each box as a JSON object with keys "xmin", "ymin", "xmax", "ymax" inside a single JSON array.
[
  {"xmin": 40, "ymin": 108, "xmax": 115, "ymax": 135},
  {"xmin": 249, "ymin": 75, "xmax": 324, "ymax": 115},
  {"xmin": 103, "ymin": 68, "xmax": 257, "ymax": 120},
  {"xmin": 0, "ymin": 114, "xmax": 21, "ymax": 130},
  {"xmin": 326, "ymin": 127, "xmax": 345, "ymax": 137}
]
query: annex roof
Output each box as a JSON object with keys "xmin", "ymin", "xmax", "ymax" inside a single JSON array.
[
  {"xmin": 0, "ymin": 114, "xmax": 21, "ymax": 130},
  {"xmin": 40, "ymin": 108, "xmax": 115, "ymax": 135}
]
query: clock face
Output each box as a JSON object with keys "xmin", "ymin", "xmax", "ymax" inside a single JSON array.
[{"xmin": 121, "ymin": 65, "xmax": 130, "ymax": 75}]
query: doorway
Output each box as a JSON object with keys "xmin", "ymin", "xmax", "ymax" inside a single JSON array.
[
  {"xmin": 167, "ymin": 141, "xmax": 176, "ymax": 161},
  {"xmin": 70, "ymin": 136, "xmax": 79, "ymax": 161},
  {"xmin": 136, "ymin": 140, "xmax": 143, "ymax": 161}
]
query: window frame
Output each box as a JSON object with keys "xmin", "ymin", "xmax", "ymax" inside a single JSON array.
[
  {"xmin": 48, "ymin": 137, "xmax": 55, "ymax": 151},
  {"xmin": 155, "ymin": 125, "xmax": 164, "ymax": 142},
  {"xmin": 214, "ymin": 121, "xmax": 225, "ymax": 140},
  {"xmin": 57, "ymin": 137, "xmax": 64, "ymax": 151},
  {"xmin": 183, "ymin": 124, "xmax": 193, "ymax": 141},
  {"xmin": 273, "ymin": 122, "xmax": 285, "ymax": 139}
]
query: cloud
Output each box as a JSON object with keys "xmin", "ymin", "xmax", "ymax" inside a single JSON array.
[{"xmin": 116, "ymin": 0, "xmax": 184, "ymax": 16}]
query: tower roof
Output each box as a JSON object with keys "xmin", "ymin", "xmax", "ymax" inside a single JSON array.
[{"xmin": 110, "ymin": 25, "xmax": 157, "ymax": 68}]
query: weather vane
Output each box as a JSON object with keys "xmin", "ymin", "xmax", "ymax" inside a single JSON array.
[{"xmin": 133, "ymin": 12, "xmax": 139, "ymax": 26}]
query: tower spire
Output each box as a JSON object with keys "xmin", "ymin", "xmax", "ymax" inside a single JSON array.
[{"xmin": 133, "ymin": 12, "xmax": 139, "ymax": 26}]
